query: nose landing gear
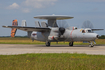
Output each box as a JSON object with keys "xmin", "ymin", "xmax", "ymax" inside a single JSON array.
[{"xmin": 89, "ymin": 41, "xmax": 96, "ymax": 47}]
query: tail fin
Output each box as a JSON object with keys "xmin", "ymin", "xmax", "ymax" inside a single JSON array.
[
  {"xmin": 35, "ymin": 21, "xmax": 41, "ymax": 27},
  {"xmin": 41, "ymin": 21, "xmax": 48, "ymax": 27},
  {"xmin": 21, "ymin": 20, "xmax": 27, "ymax": 26},
  {"xmin": 11, "ymin": 19, "xmax": 18, "ymax": 37}
]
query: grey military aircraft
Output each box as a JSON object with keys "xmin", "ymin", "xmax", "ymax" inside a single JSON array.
[{"xmin": 2, "ymin": 15, "xmax": 103, "ymax": 47}]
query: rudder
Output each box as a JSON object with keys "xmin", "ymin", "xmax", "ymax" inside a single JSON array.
[{"xmin": 11, "ymin": 19, "xmax": 18, "ymax": 37}]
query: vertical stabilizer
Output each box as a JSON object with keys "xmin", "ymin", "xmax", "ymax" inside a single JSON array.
[
  {"xmin": 11, "ymin": 19, "xmax": 18, "ymax": 37},
  {"xmin": 35, "ymin": 21, "xmax": 41, "ymax": 27},
  {"xmin": 41, "ymin": 21, "xmax": 48, "ymax": 27},
  {"xmin": 21, "ymin": 20, "xmax": 27, "ymax": 26}
]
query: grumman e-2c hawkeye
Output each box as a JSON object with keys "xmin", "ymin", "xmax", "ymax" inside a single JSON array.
[{"xmin": 2, "ymin": 15, "xmax": 103, "ymax": 47}]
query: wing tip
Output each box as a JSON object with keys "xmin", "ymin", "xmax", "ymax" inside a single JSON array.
[
  {"xmin": 92, "ymin": 29, "xmax": 104, "ymax": 31},
  {"xmin": 2, "ymin": 26, "xmax": 7, "ymax": 28}
]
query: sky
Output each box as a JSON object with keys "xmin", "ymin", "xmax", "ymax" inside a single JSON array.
[{"xmin": 0, "ymin": 0, "xmax": 105, "ymax": 36}]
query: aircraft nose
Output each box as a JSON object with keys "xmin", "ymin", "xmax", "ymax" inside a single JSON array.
[
  {"xmin": 96, "ymin": 35, "xmax": 99, "ymax": 38},
  {"xmin": 92, "ymin": 33, "xmax": 99, "ymax": 40}
]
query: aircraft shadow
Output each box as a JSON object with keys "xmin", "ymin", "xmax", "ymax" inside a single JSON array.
[{"xmin": 35, "ymin": 45, "xmax": 89, "ymax": 47}]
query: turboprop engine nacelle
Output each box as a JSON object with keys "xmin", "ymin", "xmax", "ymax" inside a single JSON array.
[
  {"xmin": 31, "ymin": 31, "xmax": 37, "ymax": 40},
  {"xmin": 48, "ymin": 27, "xmax": 66, "ymax": 41},
  {"xmin": 48, "ymin": 28, "xmax": 59, "ymax": 40}
]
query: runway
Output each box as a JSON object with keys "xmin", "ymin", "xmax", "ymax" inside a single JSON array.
[{"xmin": 0, "ymin": 44, "xmax": 105, "ymax": 55}]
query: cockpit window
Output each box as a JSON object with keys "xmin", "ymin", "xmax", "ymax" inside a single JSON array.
[
  {"xmin": 88, "ymin": 30, "xmax": 92, "ymax": 33},
  {"xmin": 82, "ymin": 30, "xmax": 85, "ymax": 33}
]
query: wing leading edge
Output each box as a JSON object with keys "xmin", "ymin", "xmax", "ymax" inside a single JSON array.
[{"xmin": 2, "ymin": 26, "xmax": 51, "ymax": 32}]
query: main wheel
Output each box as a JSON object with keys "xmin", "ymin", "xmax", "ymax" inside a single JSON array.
[
  {"xmin": 69, "ymin": 42, "xmax": 73, "ymax": 46},
  {"xmin": 46, "ymin": 42, "xmax": 50, "ymax": 47}
]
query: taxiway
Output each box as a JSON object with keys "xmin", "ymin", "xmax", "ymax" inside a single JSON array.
[{"xmin": 0, "ymin": 44, "xmax": 105, "ymax": 55}]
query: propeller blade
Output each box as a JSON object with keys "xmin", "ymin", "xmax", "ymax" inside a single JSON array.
[
  {"xmin": 82, "ymin": 20, "xmax": 94, "ymax": 29},
  {"xmin": 57, "ymin": 20, "xmax": 70, "ymax": 28}
]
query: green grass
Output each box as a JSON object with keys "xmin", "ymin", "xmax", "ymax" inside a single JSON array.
[
  {"xmin": 0, "ymin": 53, "xmax": 105, "ymax": 70},
  {"xmin": 0, "ymin": 37, "xmax": 105, "ymax": 45}
]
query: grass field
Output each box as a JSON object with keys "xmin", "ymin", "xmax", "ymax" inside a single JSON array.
[
  {"xmin": 0, "ymin": 37, "xmax": 105, "ymax": 45},
  {"xmin": 0, "ymin": 38, "xmax": 105, "ymax": 70},
  {"xmin": 0, "ymin": 53, "xmax": 105, "ymax": 70}
]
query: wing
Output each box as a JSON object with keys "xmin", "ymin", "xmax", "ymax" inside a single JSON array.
[
  {"xmin": 92, "ymin": 29, "xmax": 104, "ymax": 31},
  {"xmin": 2, "ymin": 26, "xmax": 51, "ymax": 32}
]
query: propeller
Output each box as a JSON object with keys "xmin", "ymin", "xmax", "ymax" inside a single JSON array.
[
  {"xmin": 57, "ymin": 20, "xmax": 70, "ymax": 36},
  {"xmin": 82, "ymin": 20, "xmax": 94, "ymax": 29},
  {"xmin": 49, "ymin": 20, "xmax": 70, "ymax": 40},
  {"xmin": 59, "ymin": 27, "xmax": 65, "ymax": 35},
  {"xmin": 57, "ymin": 20, "xmax": 70, "ymax": 28}
]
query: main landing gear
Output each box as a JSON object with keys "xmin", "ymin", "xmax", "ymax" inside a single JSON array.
[
  {"xmin": 46, "ymin": 41, "xmax": 50, "ymax": 46},
  {"xmin": 69, "ymin": 42, "xmax": 73, "ymax": 46}
]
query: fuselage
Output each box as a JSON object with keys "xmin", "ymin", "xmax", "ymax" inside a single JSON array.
[{"xmin": 31, "ymin": 27, "xmax": 98, "ymax": 42}]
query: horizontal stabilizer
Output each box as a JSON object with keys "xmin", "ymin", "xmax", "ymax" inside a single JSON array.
[
  {"xmin": 92, "ymin": 29, "xmax": 104, "ymax": 31},
  {"xmin": 2, "ymin": 26, "xmax": 51, "ymax": 32}
]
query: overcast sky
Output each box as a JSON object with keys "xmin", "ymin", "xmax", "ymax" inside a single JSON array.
[{"xmin": 0, "ymin": 0, "xmax": 105, "ymax": 36}]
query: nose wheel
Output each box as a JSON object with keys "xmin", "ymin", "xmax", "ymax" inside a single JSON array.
[
  {"xmin": 89, "ymin": 41, "xmax": 96, "ymax": 47},
  {"xmin": 89, "ymin": 44, "xmax": 94, "ymax": 47},
  {"xmin": 46, "ymin": 41, "xmax": 50, "ymax": 46}
]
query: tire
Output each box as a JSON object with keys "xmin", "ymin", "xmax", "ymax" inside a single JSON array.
[
  {"xmin": 69, "ymin": 42, "xmax": 73, "ymax": 46},
  {"xmin": 89, "ymin": 45, "xmax": 94, "ymax": 47},
  {"xmin": 91, "ymin": 45, "xmax": 94, "ymax": 47},
  {"xmin": 46, "ymin": 42, "xmax": 50, "ymax": 47}
]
